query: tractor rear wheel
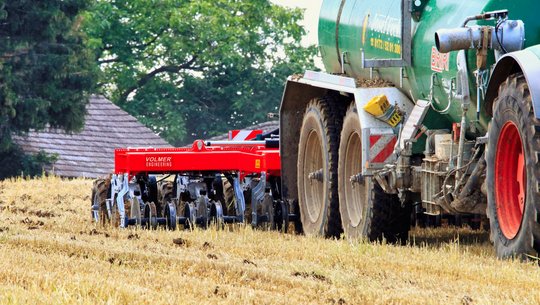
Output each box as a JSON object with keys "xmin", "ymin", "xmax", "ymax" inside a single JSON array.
[
  {"xmin": 487, "ymin": 73, "xmax": 540, "ymax": 259},
  {"xmin": 338, "ymin": 103, "xmax": 410, "ymax": 243},
  {"xmin": 297, "ymin": 96, "xmax": 343, "ymax": 237}
]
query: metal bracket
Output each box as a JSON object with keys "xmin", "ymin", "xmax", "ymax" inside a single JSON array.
[
  {"xmin": 251, "ymin": 172, "xmax": 267, "ymax": 227},
  {"xmin": 115, "ymin": 174, "xmax": 129, "ymax": 228},
  {"xmin": 131, "ymin": 196, "xmax": 142, "ymax": 225},
  {"xmin": 232, "ymin": 177, "xmax": 246, "ymax": 222}
]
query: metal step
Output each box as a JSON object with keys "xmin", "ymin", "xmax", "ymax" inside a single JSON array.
[{"xmin": 400, "ymin": 99, "xmax": 430, "ymax": 150}]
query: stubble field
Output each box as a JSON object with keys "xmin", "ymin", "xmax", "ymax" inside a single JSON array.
[{"xmin": 0, "ymin": 176, "xmax": 539, "ymax": 304}]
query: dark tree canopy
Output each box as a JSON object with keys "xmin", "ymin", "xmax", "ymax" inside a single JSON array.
[
  {"xmin": 0, "ymin": 0, "xmax": 97, "ymax": 177},
  {"xmin": 85, "ymin": 0, "xmax": 316, "ymax": 145}
]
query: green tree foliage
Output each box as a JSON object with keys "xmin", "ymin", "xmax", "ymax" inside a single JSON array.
[
  {"xmin": 85, "ymin": 0, "xmax": 316, "ymax": 145},
  {"xmin": 0, "ymin": 146, "xmax": 57, "ymax": 179},
  {"xmin": 0, "ymin": 0, "xmax": 97, "ymax": 177}
]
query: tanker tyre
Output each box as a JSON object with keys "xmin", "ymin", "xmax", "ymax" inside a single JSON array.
[
  {"xmin": 487, "ymin": 73, "xmax": 540, "ymax": 259},
  {"xmin": 338, "ymin": 103, "xmax": 366, "ymax": 239},
  {"xmin": 297, "ymin": 96, "xmax": 344, "ymax": 238},
  {"xmin": 338, "ymin": 103, "xmax": 410, "ymax": 243},
  {"xmin": 369, "ymin": 181, "xmax": 411, "ymax": 244}
]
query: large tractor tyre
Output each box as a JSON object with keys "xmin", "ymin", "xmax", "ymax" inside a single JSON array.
[
  {"xmin": 337, "ymin": 103, "xmax": 410, "ymax": 243},
  {"xmin": 297, "ymin": 96, "xmax": 344, "ymax": 238},
  {"xmin": 486, "ymin": 73, "xmax": 540, "ymax": 259},
  {"xmin": 91, "ymin": 178, "xmax": 111, "ymax": 226}
]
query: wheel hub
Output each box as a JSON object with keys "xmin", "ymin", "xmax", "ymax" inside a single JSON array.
[
  {"xmin": 304, "ymin": 130, "xmax": 325, "ymax": 223},
  {"xmin": 344, "ymin": 131, "xmax": 364, "ymax": 227},
  {"xmin": 308, "ymin": 169, "xmax": 324, "ymax": 182},
  {"xmin": 495, "ymin": 121, "xmax": 526, "ymax": 240}
]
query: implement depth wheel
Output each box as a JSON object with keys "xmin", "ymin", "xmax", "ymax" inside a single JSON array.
[
  {"xmin": 91, "ymin": 178, "xmax": 111, "ymax": 226},
  {"xmin": 158, "ymin": 181, "xmax": 174, "ymax": 217},
  {"xmin": 297, "ymin": 97, "xmax": 343, "ymax": 237},
  {"xmin": 338, "ymin": 103, "xmax": 410, "ymax": 243},
  {"xmin": 487, "ymin": 73, "xmax": 540, "ymax": 259}
]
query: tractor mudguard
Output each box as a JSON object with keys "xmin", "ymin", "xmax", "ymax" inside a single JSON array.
[{"xmin": 485, "ymin": 45, "xmax": 540, "ymax": 119}]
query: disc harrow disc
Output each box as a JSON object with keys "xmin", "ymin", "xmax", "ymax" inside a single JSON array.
[
  {"xmin": 165, "ymin": 202, "xmax": 177, "ymax": 230},
  {"xmin": 210, "ymin": 200, "xmax": 225, "ymax": 229},
  {"xmin": 144, "ymin": 202, "xmax": 158, "ymax": 230}
]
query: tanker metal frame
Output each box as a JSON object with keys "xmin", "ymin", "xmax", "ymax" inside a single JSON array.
[{"xmin": 280, "ymin": 0, "xmax": 540, "ymax": 258}]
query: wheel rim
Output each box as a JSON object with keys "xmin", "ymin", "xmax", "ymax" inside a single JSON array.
[
  {"xmin": 344, "ymin": 130, "xmax": 364, "ymax": 227},
  {"xmin": 303, "ymin": 129, "xmax": 325, "ymax": 223},
  {"xmin": 495, "ymin": 121, "xmax": 526, "ymax": 240},
  {"xmin": 92, "ymin": 192, "xmax": 99, "ymax": 222}
]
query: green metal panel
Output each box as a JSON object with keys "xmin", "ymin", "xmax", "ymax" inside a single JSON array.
[
  {"xmin": 318, "ymin": 0, "xmax": 540, "ymax": 137},
  {"xmin": 318, "ymin": 0, "xmax": 343, "ymax": 73}
]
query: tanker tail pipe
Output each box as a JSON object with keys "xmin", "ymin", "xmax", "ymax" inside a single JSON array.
[{"xmin": 435, "ymin": 20, "xmax": 525, "ymax": 54}]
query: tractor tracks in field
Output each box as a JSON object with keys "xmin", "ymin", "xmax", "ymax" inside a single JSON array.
[{"xmin": 0, "ymin": 230, "xmax": 335, "ymax": 300}]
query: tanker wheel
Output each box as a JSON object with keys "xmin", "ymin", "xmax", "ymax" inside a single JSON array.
[
  {"xmin": 368, "ymin": 181, "xmax": 411, "ymax": 244},
  {"xmin": 337, "ymin": 103, "xmax": 410, "ymax": 243},
  {"xmin": 297, "ymin": 96, "xmax": 343, "ymax": 237},
  {"xmin": 487, "ymin": 73, "xmax": 540, "ymax": 259},
  {"xmin": 91, "ymin": 178, "xmax": 111, "ymax": 226}
]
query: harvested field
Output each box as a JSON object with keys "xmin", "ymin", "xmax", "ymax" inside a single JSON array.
[{"xmin": 0, "ymin": 176, "xmax": 539, "ymax": 304}]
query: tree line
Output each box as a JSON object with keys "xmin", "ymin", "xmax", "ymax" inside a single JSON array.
[{"xmin": 0, "ymin": 0, "xmax": 316, "ymax": 178}]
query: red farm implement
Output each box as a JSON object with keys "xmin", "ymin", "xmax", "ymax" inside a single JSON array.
[{"xmin": 91, "ymin": 131, "xmax": 294, "ymax": 231}]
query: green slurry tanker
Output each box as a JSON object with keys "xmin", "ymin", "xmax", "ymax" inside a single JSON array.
[{"xmin": 280, "ymin": 0, "xmax": 540, "ymax": 258}]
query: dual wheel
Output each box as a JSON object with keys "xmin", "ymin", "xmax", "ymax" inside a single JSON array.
[{"xmin": 297, "ymin": 96, "xmax": 410, "ymax": 242}]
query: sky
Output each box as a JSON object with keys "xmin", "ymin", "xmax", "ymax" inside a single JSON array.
[{"xmin": 270, "ymin": 0, "xmax": 323, "ymax": 47}]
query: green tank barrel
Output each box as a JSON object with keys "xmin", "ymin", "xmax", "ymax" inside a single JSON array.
[{"xmin": 318, "ymin": 0, "xmax": 540, "ymax": 135}]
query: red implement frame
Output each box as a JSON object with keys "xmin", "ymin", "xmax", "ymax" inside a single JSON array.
[{"xmin": 115, "ymin": 139, "xmax": 280, "ymax": 178}]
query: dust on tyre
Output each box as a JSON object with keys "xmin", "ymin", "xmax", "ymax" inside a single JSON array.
[
  {"xmin": 487, "ymin": 73, "xmax": 540, "ymax": 259},
  {"xmin": 297, "ymin": 96, "xmax": 343, "ymax": 237},
  {"xmin": 338, "ymin": 103, "xmax": 410, "ymax": 243}
]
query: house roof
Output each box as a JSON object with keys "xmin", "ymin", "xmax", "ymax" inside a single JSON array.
[{"xmin": 14, "ymin": 95, "xmax": 171, "ymax": 178}]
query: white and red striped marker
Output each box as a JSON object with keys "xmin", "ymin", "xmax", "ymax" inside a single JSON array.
[
  {"xmin": 228, "ymin": 130, "xmax": 263, "ymax": 141},
  {"xmin": 369, "ymin": 134, "xmax": 397, "ymax": 164}
]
